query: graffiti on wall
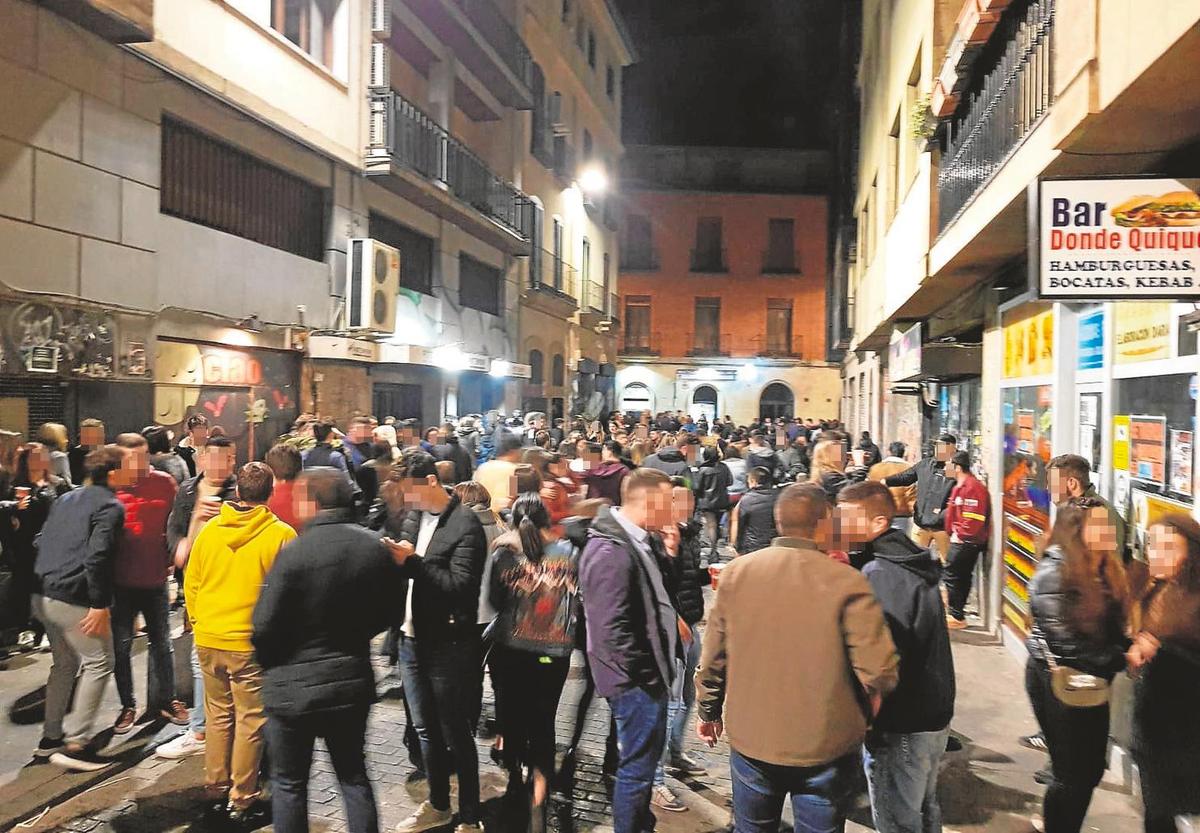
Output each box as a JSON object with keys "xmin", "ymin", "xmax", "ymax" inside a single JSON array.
[
  {"xmin": 395, "ymin": 288, "xmax": 513, "ymax": 358},
  {"xmin": 0, "ymin": 302, "xmax": 117, "ymax": 378}
]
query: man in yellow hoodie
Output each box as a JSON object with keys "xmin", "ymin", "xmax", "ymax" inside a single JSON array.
[{"xmin": 185, "ymin": 461, "xmax": 296, "ymax": 823}]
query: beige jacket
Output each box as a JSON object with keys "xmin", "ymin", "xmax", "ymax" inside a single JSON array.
[
  {"xmin": 869, "ymin": 458, "xmax": 917, "ymax": 517},
  {"xmin": 695, "ymin": 537, "xmax": 899, "ymax": 767}
]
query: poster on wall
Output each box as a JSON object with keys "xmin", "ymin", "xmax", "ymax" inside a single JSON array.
[
  {"xmin": 1129, "ymin": 415, "xmax": 1167, "ymax": 485},
  {"xmin": 1113, "ymin": 415, "xmax": 1131, "ymax": 472},
  {"xmin": 1077, "ymin": 309, "xmax": 1105, "ymax": 370},
  {"xmin": 1114, "ymin": 471, "xmax": 1131, "ymax": 520},
  {"xmin": 1170, "ymin": 429, "xmax": 1193, "ymax": 496},
  {"xmin": 1130, "ymin": 489, "xmax": 1193, "ymax": 559},
  {"xmin": 1114, "ymin": 303, "xmax": 1173, "ymax": 364},
  {"xmin": 1017, "ymin": 410, "xmax": 1035, "ymax": 453},
  {"xmin": 1003, "ymin": 306, "xmax": 1054, "ymax": 378},
  {"xmin": 1040, "ymin": 177, "xmax": 1200, "ymax": 300}
]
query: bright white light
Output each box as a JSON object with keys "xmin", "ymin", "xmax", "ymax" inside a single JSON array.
[
  {"xmin": 737, "ymin": 363, "xmax": 759, "ymax": 382},
  {"xmin": 695, "ymin": 367, "xmax": 721, "ymax": 381},
  {"xmin": 578, "ymin": 165, "xmax": 608, "ymax": 195},
  {"xmin": 489, "ymin": 359, "xmax": 511, "ymax": 378},
  {"xmin": 432, "ymin": 344, "xmax": 468, "ymax": 372}
]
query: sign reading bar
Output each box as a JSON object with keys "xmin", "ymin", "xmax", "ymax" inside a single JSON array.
[{"xmin": 1039, "ymin": 177, "xmax": 1200, "ymax": 299}]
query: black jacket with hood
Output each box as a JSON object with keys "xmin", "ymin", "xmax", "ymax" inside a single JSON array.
[
  {"xmin": 861, "ymin": 529, "xmax": 955, "ymax": 734},
  {"xmin": 643, "ymin": 447, "xmax": 693, "ymax": 482},
  {"xmin": 695, "ymin": 461, "xmax": 733, "ymax": 512},
  {"xmin": 884, "ymin": 457, "xmax": 954, "ymax": 530}
]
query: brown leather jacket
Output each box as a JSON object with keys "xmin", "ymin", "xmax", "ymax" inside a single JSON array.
[{"xmin": 869, "ymin": 458, "xmax": 917, "ymax": 517}]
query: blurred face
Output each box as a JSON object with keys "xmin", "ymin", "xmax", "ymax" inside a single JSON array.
[
  {"xmin": 398, "ymin": 427, "xmax": 418, "ymax": 448},
  {"xmin": 935, "ymin": 442, "xmax": 955, "ymax": 463},
  {"xmin": 350, "ymin": 422, "xmax": 372, "ymax": 443},
  {"xmin": 109, "ymin": 447, "xmax": 139, "ymax": 489},
  {"xmin": 1048, "ymin": 468, "xmax": 1084, "ymax": 504},
  {"xmin": 398, "ymin": 475, "xmax": 443, "ymax": 511},
  {"xmin": 1147, "ymin": 525, "xmax": 1187, "ymax": 580},
  {"xmin": 425, "ymin": 428, "xmax": 440, "ymax": 444},
  {"xmin": 944, "ymin": 461, "xmax": 961, "ymax": 480},
  {"xmin": 670, "ymin": 485, "xmax": 694, "ymax": 525},
  {"xmin": 636, "ymin": 483, "xmax": 675, "ymax": 530},
  {"xmin": 80, "ymin": 424, "xmax": 104, "ymax": 446},
  {"xmin": 26, "ymin": 444, "xmax": 50, "ymax": 475},
  {"xmin": 833, "ymin": 501, "xmax": 888, "ymax": 546},
  {"xmin": 200, "ymin": 446, "xmax": 236, "ymax": 482},
  {"xmin": 294, "ymin": 480, "xmax": 321, "ymax": 526},
  {"xmin": 1081, "ymin": 506, "xmax": 1117, "ymax": 554}
]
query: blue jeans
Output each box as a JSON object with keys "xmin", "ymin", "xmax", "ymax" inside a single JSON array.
[
  {"xmin": 730, "ymin": 747, "xmax": 857, "ymax": 833},
  {"xmin": 266, "ymin": 706, "xmax": 378, "ymax": 833},
  {"xmin": 112, "ymin": 585, "xmax": 175, "ymax": 711},
  {"xmin": 610, "ymin": 686, "xmax": 668, "ymax": 833},
  {"xmin": 398, "ymin": 635, "xmax": 481, "ymax": 824},
  {"xmin": 191, "ymin": 642, "xmax": 206, "ymax": 734},
  {"xmin": 862, "ymin": 728, "xmax": 950, "ymax": 833},
  {"xmin": 655, "ymin": 624, "xmax": 703, "ymax": 786}
]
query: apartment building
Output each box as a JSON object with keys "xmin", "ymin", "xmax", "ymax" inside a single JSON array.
[
  {"xmin": 840, "ymin": 0, "xmax": 1200, "ymax": 656},
  {"xmin": 615, "ymin": 146, "xmax": 840, "ymax": 425}
]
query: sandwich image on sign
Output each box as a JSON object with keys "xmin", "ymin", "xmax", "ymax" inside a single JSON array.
[{"xmin": 1111, "ymin": 190, "xmax": 1200, "ymax": 227}]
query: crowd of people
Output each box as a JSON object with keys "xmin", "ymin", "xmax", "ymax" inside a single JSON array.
[{"xmin": 0, "ymin": 408, "xmax": 1196, "ymax": 833}]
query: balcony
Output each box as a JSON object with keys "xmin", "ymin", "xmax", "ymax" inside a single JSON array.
[
  {"xmin": 552, "ymin": 136, "xmax": 576, "ymax": 184},
  {"xmin": 620, "ymin": 331, "xmax": 662, "ymax": 357},
  {"xmin": 523, "ymin": 248, "xmax": 578, "ymax": 317},
  {"xmin": 620, "ymin": 246, "xmax": 660, "ymax": 272},
  {"xmin": 690, "ymin": 248, "xmax": 728, "ymax": 273},
  {"xmin": 687, "ymin": 332, "xmax": 732, "ymax": 357},
  {"xmin": 41, "ymin": 0, "xmax": 153, "ymax": 43},
  {"xmin": 752, "ymin": 334, "xmax": 803, "ymax": 358},
  {"xmin": 580, "ymin": 281, "xmax": 610, "ymax": 329},
  {"xmin": 403, "ymin": 0, "xmax": 533, "ymax": 109},
  {"xmin": 607, "ymin": 292, "xmax": 621, "ymax": 325},
  {"xmin": 761, "ymin": 250, "xmax": 802, "ymax": 275},
  {"xmin": 936, "ymin": 0, "xmax": 1055, "ymax": 233},
  {"xmin": 367, "ymin": 92, "xmax": 534, "ymax": 254}
]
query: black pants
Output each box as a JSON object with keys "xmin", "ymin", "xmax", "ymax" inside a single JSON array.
[
  {"xmin": 492, "ymin": 645, "xmax": 570, "ymax": 776},
  {"xmin": 1025, "ymin": 658, "xmax": 1110, "ymax": 833},
  {"xmin": 266, "ymin": 706, "xmax": 378, "ymax": 833},
  {"xmin": 944, "ymin": 542, "xmax": 983, "ymax": 620}
]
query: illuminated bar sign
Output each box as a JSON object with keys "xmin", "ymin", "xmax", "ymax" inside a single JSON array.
[{"xmin": 1038, "ymin": 177, "xmax": 1200, "ymax": 299}]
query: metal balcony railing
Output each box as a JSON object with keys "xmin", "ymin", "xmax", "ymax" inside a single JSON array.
[
  {"xmin": 688, "ymin": 331, "xmax": 731, "ymax": 356},
  {"xmin": 937, "ymin": 0, "xmax": 1055, "ymax": 233},
  {"xmin": 553, "ymin": 136, "xmax": 575, "ymax": 182},
  {"xmin": 449, "ymin": 0, "xmax": 532, "ymax": 89},
  {"xmin": 370, "ymin": 92, "xmax": 534, "ymax": 240},
  {"xmin": 761, "ymin": 250, "xmax": 801, "ymax": 274},
  {"xmin": 620, "ymin": 246, "xmax": 660, "ymax": 271},
  {"xmin": 528, "ymin": 248, "xmax": 578, "ymax": 304},
  {"xmin": 690, "ymin": 248, "xmax": 728, "ymax": 273},
  {"xmin": 607, "ymin": 292, "xmax": 620, "ymax": 322},
  {"xmin": 620, "ymin": 331, "xmax": 661, "ymax": 356},
  {"xmin": 752, "ymin": 334, "xmax": 803, "ymax": 358},
  {"xmin": 584, "ymin": 280, "xmax": 606, "ymax": 312}
]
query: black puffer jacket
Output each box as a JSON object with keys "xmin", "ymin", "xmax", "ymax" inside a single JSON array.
[
  {"xmin": 651, "ymin": 521, "xmax": 710, "ymax": 626},
  {"xmin": 884, "ymin": 458, "xmax": 954, "ymax": 530},
  {"xmin": 1026, "ymin": 545, "xmax": 1128, "ymax": 679},
  {"xmin": 695, "ymin": 462, "xmax": 733, "ymax": 512},
  {"xmin": 433, "ymin": 437, "xmax": 474, "ymax": 484},
  {"xmin": 643, "ymin": 447, "xmax": 692, "ymax": 482},
  {"xmin": 166, "ymin": 474, "xmax": 238, "ymax": 557},
  {"xmin": 252, "ymin": 510, "xmax": 402, "ymax": 717}
]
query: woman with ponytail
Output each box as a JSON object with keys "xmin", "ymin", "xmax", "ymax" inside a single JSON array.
[{"xmin": 487, "ymin": 493, "xmax": 579, "ymax": 832}]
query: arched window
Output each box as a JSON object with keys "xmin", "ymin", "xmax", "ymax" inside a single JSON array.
[
  {"xmin": 619, "ymin": 382, "xmax": 653, "ymax": 413},
  {"xmin": 551, "ymin": 353, "xmax": 565, "ymax": 386},
  {"xmin": 759, "ymin": 382, "xmax": 794, "ymax": 421},
  {"xmin": 692, "ymin": 384, "xmax": 718, "ymax": 422},
  {"xmin": 529, "ymin": 349, "xmax": 544, "ymax": 384}
]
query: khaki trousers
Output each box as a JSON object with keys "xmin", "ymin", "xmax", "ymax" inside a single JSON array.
[
  {"xmin": 914, "ymin": 527, "xmax": 950, "ymax": 563},
  {"xmin": 197, "ymin": 646, "xmax": 266, "ymax": 809}
]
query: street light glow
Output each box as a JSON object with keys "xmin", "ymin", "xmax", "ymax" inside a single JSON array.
[
  {"xmin": 579, "ymin": 165, "xmax": 608, "ymax": 195},
  {"xmin": 432, "ymin": 343, "xmax": 468, "ymax": 371},
  {"xmin": 489, "ymin": 359, "xmax": 511, "ymax": 378}
]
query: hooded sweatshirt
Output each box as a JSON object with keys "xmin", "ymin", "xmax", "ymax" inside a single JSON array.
[
  {"xmin": 861, "ymin": 529, "xmax": 956, "ymax": 734},
  {"xmin": 582, "ymin": 460, "xmax": 628, "ymax": 505},
  {"xmin": 184, "ymin": 502, "xmax": 297, "ymax": 652}
]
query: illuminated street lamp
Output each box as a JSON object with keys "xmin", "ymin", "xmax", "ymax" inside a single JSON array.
[
  {"xmin": 578, "ymin": 165, "xmax": 608, "ymax": 196},
  {"xmin": 489, "ymin": 359, "xmax": 511, "ymax": 378}
]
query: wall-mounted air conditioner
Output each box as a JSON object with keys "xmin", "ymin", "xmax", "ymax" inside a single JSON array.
[{"xmin": 347, "ymin": 238, "xmax": 400, "ymax": 333}]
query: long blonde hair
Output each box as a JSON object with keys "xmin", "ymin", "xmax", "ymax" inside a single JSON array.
[{"xmin": 808, "ymin": 440, "xmax": 845, "ymax": 482}]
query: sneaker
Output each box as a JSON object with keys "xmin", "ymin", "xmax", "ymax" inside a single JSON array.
[
  {"xmin": 17, "ymin": 630, "xmax": 38, "ymax": 651},
  {"xmin": 49, "ymin": 747, "xmax": 111, "ymax": 772},
  {"xmin": 946, "ymin": 616, "xmax": 969, "ymax": 631},
  {"xmin": 650, "ymin": 785, "xmax": 687, "ymax": 813},
  {"xmin": 161, "ymin": 700, "xmax": 190, "ymax": 726},
  {"xmin": 113, "ymin": 706, "xmax": 137, "ymax": 734},
  {"xmin": 454, "ymin": 826, "xmax": 483, "ymax": 833},
  {"xmin": 227, "ymin": 800, "xmax": 270, "ymax": 830},
  {"xmin": 34, "ymin": 736, "xmax": 64, "ymax": 757},
  {"xmin": 157, "ymin": 731, "xmax": 206, "ymax": 759},
  {"xmin": 394, "ymin": 801, "xmax": 453, "ymax": 832},
  {"xmin": 668, "ymin": 753, "xmax": 707, "ymax": 776},
  {"xmin": 1020, "ymin": 733, "xmax": 1049, "ymax": 753}
]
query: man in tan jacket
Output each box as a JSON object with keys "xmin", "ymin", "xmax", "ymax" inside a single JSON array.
[
  {"xmin": 869, "ymin": 441, "xmax": 917, "ymax": 534},
  {"xmin": 695, "ymin": 482, "xmax": 899, "ymax": 832}
]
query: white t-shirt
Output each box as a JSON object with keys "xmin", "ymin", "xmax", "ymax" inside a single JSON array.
[{"xmin": 401, "ymin": 511, "xmax": 441, "ymax": 638}]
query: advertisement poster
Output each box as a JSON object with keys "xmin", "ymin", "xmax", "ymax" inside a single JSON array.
[
  {"xmin": 1114, "ymin": 302, "xmax": 1173, "ymax": 364},
  {"xmin": 1003, "ymin": 305, "xmax": 1054, "ymax": 379},
  {"xmin": 1077, "ymin": 308, "xmax": 1105, "ymax": 370},
  {"xmin": 1114, "ymin": 471, "xmax": 1131, "ymax": 520},
  {"xmin": 1170, "ymin": 429, "xmax": 1193, "ymax": 496},
  {"xmin": 1113, "ymin": 415, "xmax": 1131, "ymax": 471},
  {"xmin": 1129, "ymin": 415, "xmax": 1167, "ymax": 484},
  {"xmin": 1040, "ymin": 177, "xmax": 1200, "ymax": 299},
  {"xmin": 1018, "ymin": 410, "xmax": 1035, "ymax": 453},
  {"xmin": 889, "ymin": 322, "xmax": 922, "ymax": 381},
  {"xmin": 1131, "ymin": 489, "xmax": 1193, "ymax": 559}
]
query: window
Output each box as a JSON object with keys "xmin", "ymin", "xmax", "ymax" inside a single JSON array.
[
  {"xmin": 271, "ymin": 0, "xmax": 345, "ymax": 72},
  {"xmin": 560, "ymin": 0, "xmax": 570, "ymax": 22},
  {"xmin": 621, "ymin": 213, "xmax": 655, "ymax": 269},
  {"xmin": 764, "ymin": 218, "xmax": 797, "ymax": 273},
  {"xmin": 161, "ymin": 117, "xmax": 324, "ymax": 260},
  {"xmin": 576, "ymin": 16, "xmax": 585, "ymax": 50},
  {"xmin": 583, "ymin": 129, "xmax": 593, "ymax": 161},
  {"xmin": 904, "ymin": 50, "xmax": 922, "ymax": 189},
  {"xmin": 530, "ymin": 62, "xmax": 551, "ymax": 163},
  {"xmin": 765, "ymin": 299, "xmax": 793, "ymax": 355},
  {"xmin": 369, "ymin": 212, "xmax": 434, "ymax": 295},
  {"xmin": 624, "ymin": 295, "xmax": 651, "ymax": 351},
  {"xmin": 581, "ymin": 237, "xmax": 592, "ymax": 304},
  {"xmin": 551, "ymin": 354, "xmax": 565, "ymax": 386},
  {"xmin": 606, "ymin": 65, "xmax": 616, "ymax": 98},
  {"xmin": 587, "ymin": 30, "xmax": 596, "ymax": 68},
  {"xmin": 602, "ymin": 252, "xmax": 611, "ymax": 295},
  {"xmin": 693, "ymin": 297, "xmax": 721, "ymax": 354},
  {"xmin": 887, "ymin": 112, "xmax": 901, "ymax": 222},
  {"xmin": 692, "ymin": 217, "xmax": 725, "ymax": 272},
  {"xmin": 529, "ymin": 349, "xmax": 544, "ymax": 384},
  {"xmin": 459, "ymin": 253, "xmax": 502, "ymax": 315},
  {"xmin": 552, "ymin": 217, "xmax": 564, "ymax": 289}
]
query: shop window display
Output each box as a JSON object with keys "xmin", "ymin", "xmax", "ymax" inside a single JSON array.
[{"xmin": 1000, "ymin": 385, "xmax": 1052, "ymax": 635}]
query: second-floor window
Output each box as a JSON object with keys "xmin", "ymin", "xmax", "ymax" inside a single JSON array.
[
  {"xmin": 587, "ymin": 31, "xmax": 597, "ymax": 68},
  {"xmin": 272, "ymin": 0, "xmax": 346, "ymax": 75},
  {"xmin": 694, "ymin": 297, "xmax": 721, "ymax": 353},
  {"xmin": 765, "ymin": 299, "xmax": 793, "ymax": 355},
  {"xmin": 764, "ymin": 218, "xmax": 797, "ymax": 273},
  {"xmin": 552, "ymin": 218, "xmax": 565, "ymax": 289},
  {"xmin": 625, "ymin": 296, "xmax": 651, "ymax": 350},
  {"xmin": 369, "ymin": 212, "xmax": 434, "ymax": 295},
  {"xmin": 622, "ymin": 214, "xmax": 655, "ymax": 269},
  {"xmin": 692, "ymin": 217, "xmax": 725, "ymax": 272},
  {"xmin": 459, "ymin": 254, "xmax": 502, "ymax": 315}
]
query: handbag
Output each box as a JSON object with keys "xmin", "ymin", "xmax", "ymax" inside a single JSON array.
[{"xmin": 1040, "ymin": 638, "xmax": 1111, "ymax": 708}]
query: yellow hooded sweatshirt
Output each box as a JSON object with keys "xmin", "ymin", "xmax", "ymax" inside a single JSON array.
[{"xmin": 185, "ymin": 502, "xmax": 297, "ymax": 652}]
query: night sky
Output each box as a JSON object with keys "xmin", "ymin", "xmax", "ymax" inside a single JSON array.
[{"xmin": 613, "ymin": 0, "xmax": 843, "ymax": 149}]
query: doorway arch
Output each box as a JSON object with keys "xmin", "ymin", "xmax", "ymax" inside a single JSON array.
[
  {"xmin": 692, "ymin": 384, "xmax": 718, "ymax": 422},
  {"xmin": 759, "ymin": 382, "xmax": 794, "ymax": 420},
  {"xmin": 619, "ymin": 382, "xmax": 654, "ymax": 414}
]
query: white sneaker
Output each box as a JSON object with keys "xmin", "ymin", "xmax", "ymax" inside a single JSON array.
[
  {"xmin": 454, "ymin": 825, "xmax": 483, "ymax": 833},
  {"xmin": 651, "ymin": 784, "xmax": 688, "ymax": 813},
  {"xmin": 156, "ymin": 731, "xmax": 205, "ymax": 759},
  {"xmin": 394, "ymin": 801, "xmax": 453, "ymax": 832}
]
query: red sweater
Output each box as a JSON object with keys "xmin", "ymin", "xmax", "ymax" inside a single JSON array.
[
  {"xmin": 944, "ymin": 474, "xmax": 990, "ymax": 546},
  {"xmin": 114, "ymin": 471, "xmax": 178, "ymax": 589},
  {"xmin": 267, "ymin": 480, "xmax": 302, "ymax": 533}
]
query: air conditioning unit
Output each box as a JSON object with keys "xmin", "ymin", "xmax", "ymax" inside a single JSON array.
[
  {"xmin": 550, "ymin": 92, "xmax": 570, "ymax": 135},
  {"xmin": 369, "ymin": 42, "xmax": 390, "ymax": 91},
  {"xmin": 371, "ymin": 0, "xmax": 391, "ymax": 38},
  {"xmin": 347, "ymin": 238, "xmax": 400, "ymax": 333}
]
